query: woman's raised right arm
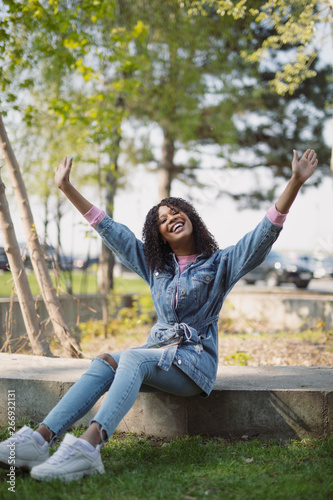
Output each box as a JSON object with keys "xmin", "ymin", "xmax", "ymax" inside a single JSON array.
[
  {"xmin": 55, "ymin": 156, "xmax": 150, "ymax": 283},
  {"xmin": 55, "ymin": 157, "xmax": 93, "ymax": 215}
]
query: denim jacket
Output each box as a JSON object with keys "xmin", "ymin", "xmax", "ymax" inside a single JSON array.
[{"xmin": 94, "ymin": 214, "xmax": 282, "ymax": 395}]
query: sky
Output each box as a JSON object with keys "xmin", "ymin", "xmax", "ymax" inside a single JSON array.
[{"xmin": 3, "ymin": 154, "xmax": 331, "ymax": 261}]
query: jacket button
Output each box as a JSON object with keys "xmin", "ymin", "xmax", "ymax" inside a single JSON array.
[
  {"xmin": 206, "ymin": 276, "xmax": 210, "ymax": 281},
  {"xmin": 177, "ymin": 359, "xmax": 182, "ymax": 365},
  {"xmin": 181, "ymin": 290, "xmax": 186, "ymax": 296}
]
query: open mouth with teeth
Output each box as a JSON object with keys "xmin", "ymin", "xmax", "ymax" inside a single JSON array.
[{"xmin": 171, "ymin": 222, "xmax": 185, "ymax": 233}]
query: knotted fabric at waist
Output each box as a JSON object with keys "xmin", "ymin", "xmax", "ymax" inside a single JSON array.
[{"xmin": 149, "ymin": 315, "xmax": 219, "ymax": 371}]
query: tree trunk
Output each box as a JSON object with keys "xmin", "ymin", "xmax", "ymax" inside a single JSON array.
[
  {"xmin": 97, "ymin": 133, "xmax": 121, "ymax": 295},
  {"xmin": 97, "ymin": 163, "xmax": 116, "ymax": 296},
  {"xmin": 43, "ymin": 193, "xmax": 49, "ymax": 245},
  {"xmin": 98, "ymin": 242, "xmax": 115, "ymax": 293},
  {"xmin": 55, "ymin": 196, "xmax": 64, "ymax": 271},
  {"xmin": 158, "ymin": 131, "xmax": 175, "ymax": 200},
  {"xmin": 328, "ymin": 2, "xmax": 333, "ymax": 178},
  {"xmin": 97, "ymin": 161, "xmax": 117, "ymax": 338},
  {"xmin": 331, "ymin": 121, "xmax": 333, "ymax": 178},
  {"xmin": 0, "ymin": 111, "xmax": 81, "ymax": 358},
  {"xmin": 0, "ymin": 174, "xmax": 52, "ymax": 356}
]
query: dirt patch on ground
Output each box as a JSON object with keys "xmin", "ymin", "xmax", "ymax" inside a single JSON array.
[
  {"xmin": 75, "ymin": 327, "xmax": 333, "ymax": 367},
  {"xmin": 219, "ymin": 332, "xmax": 333, "ymax": 367}
]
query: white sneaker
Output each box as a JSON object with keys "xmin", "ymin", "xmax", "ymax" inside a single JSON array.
[
  {"xmin": 0, "ymin": 425, "xmax": 49, "ymax": 471},
  {"xmin": 30, "ymin": 434, "xmax": 105, "ymax": 482}
]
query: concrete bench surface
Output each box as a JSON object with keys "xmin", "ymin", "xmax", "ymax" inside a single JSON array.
[{"xmin": 0, "ymin": 353, "xmax": 332, "ymax": 441}]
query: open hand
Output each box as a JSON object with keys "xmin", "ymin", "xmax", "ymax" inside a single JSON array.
[
  {"xmin": 55, "ymin": 157, "xmax": 73, "ymax": 189},
  {"xmin": 292, "ymin": 149, "xmax": 318, "ymax": 184}
]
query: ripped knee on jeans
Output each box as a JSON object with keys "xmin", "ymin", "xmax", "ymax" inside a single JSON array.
[{"xmin": 97, "ymin": 353, "xmax": 118, "ymax": 370}]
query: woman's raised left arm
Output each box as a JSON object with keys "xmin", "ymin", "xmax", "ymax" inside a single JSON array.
[
  {"xmin": 275, "ymin": 149, "xmax": 318, "ymax": 215},
  {"xmin": 223, "ymin": 148, "xmax": 318, "ymax": 293}
]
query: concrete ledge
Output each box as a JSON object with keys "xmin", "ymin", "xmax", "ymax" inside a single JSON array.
[
  {"xmin": 225, "ymin": 286, "xmax": 333, "ymax": 332},
  {"xmin": 0, "ymin": 354, "xmax": 332, "ymax": 441}
]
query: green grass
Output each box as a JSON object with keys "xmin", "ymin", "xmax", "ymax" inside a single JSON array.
[
  {"xmin": 0, "ymin": 270, "xmax": 150, "ymax": 297},
  {"xmin": 0, "ymin": 425, "xmax": 332, "ymax": 500}
]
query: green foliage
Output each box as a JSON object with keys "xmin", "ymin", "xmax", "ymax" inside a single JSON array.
[
  {"xmin": 76, "ymin": 319, "xmax": 105, "ymax": 340},
  {"xmin": 0, "ymin": 0, "xmax": 150, "ymax": 198},
  {"xmin": 107, "ymin": 293, "xmax": 154, "ymax": 333},
  {"xmin": 182, "ymin": 0, "xmax": 330, "ymax": 96},
  {"xmin": 122, "ymin": 0, "xmax": 253, "ymax": 155},
  {"xmin": 78, "ymin": 293, "xmax": 154, "ymax": 339},
  {"xmin": 225, "ymin": 351, "xmax": 254, "ymax": 365},
  {"xmin": 132, "ymin": 293, "xmax": 156, "ymax": 324},
  {"xmin": 119, "ymin": 0, "xmax": 331, "ymax": 204},
  {"xmin": 0, "ymin": 0, "xmax": 331, "ymax": 215}
]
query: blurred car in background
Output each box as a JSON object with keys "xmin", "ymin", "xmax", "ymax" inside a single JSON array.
[
  {"xmin": 19, "ymin": 243, "xmax": 73, "ymax": 271},
  {"xmin": 294, "ymin": 254, "xmax": 317, "ymax": 274},
  {"xmin": 0, "ymin": 247, "xmax": 9, "ymax": 271},
  {"xmin": 73, "ymin": 256, "xmax": 99, "ymax": 270},
  {"xmin": 244, "ymin": 250, "xmax": 313, "ymax": 289},
  {"xmin": 314, "ymin": 256, "xmax": 333, "ymax": 279},
  {"xmin": 19, "ymin": 243, "xmax": 32, "ymax": 269}
]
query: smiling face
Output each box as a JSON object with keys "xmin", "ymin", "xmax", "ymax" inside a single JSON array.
[{"xmin": 157, "ymin": 205, "xmax": 196, "ymax": 256}]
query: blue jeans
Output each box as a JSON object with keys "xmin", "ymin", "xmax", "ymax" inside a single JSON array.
[{"xmin": 41, "ymin": 348, "xmax": 201, "ymax": 443}]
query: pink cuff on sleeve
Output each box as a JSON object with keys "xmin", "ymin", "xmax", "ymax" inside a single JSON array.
[
  {"xmin": 266, "ymin": 204, "xmax": 288, "ymax": 226},
  {"xmin": 84, "ymin": 206, "xmax": 106, "ymax": 227}
]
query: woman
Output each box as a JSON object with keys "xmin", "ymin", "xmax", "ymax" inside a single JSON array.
[{"xmin": 0, "ymin": 149, "xmax": 318, "ymax": 482}]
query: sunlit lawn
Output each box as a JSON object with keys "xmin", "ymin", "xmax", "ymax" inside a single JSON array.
[
  {"xmin": 0, "ymin": 268, "xmax": 150, "ymax": 297},
  {"xmin": 0, "ymin": 424, "xmax": 332, "ymax": 500}
]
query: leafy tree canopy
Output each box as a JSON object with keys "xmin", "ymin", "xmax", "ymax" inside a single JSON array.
[
  {"xmin": 180, "ymin": 0, "xmax": 331, "ymax": 95},
  {"xmin": 117, "ymin": 0, "xmax": 331, "ymax": 205}
]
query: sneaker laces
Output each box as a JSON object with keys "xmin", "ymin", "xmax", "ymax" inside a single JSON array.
[
  {"xmin": 14, "ymin": 433, "xmax": 30, "ymax": 444},
  {"xmin": 3, "ymin": 430, "xmax": 31, "ymax": 445},
  {"xmin": 47, "ymin": 443, "xmax": 77, "ymax": 465}
]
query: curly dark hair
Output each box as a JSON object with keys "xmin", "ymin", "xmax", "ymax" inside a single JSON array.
[{"xmin": 142, "ymin": 197, "xmax": 219, "ymax": 273}]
